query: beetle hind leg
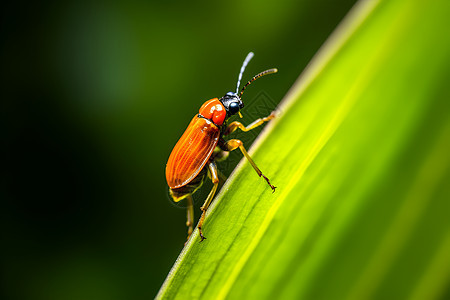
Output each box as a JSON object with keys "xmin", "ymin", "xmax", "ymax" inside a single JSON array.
[
  {"xmin": 197, "ymin": 161, "xmax": 220, "ymax": 242},
  {"xmin": 185, "ymin": 195, "xmax": 194, "ymax": 243}
]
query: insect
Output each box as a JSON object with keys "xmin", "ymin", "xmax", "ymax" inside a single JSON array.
[{"xmin": 165, "ymin": 52, "xmax": 277, "ymax": 242}]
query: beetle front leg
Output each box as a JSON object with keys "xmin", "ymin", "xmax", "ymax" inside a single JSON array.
[
  {"xmin": 224, "ymin": 111, "xmax": 276, "ymax": 136},
  {"xmin": 197, "ymin": 161, "xmax": 220, "ymax": 242},
  {"xmin": 221, "ymin": 139, "xmax": 276, "ymax": 192}
]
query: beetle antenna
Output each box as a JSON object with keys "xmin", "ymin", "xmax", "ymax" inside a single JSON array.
[
  {"xmin": 239, "ymin": 68, "xmax": 278, "ymax": 98},
  {"xmin": 236, "ymin": 52, "xmax": 254, "ymax": 94}
]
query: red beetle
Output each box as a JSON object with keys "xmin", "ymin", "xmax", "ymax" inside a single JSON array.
[{"xmin": 166, "ymin": 52, "xmax": 277, "ymax": 242}]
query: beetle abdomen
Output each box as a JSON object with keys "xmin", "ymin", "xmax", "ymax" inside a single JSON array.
[
  {"xmin": 169, "ymin": 167, "xmax": 207, "ymax": 202},
  {"xmin": 166, "ymin": 116, "xmax": 220, "ymax": 189}
]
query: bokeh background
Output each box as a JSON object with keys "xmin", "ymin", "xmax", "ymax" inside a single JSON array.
[{"xmin": 3, "ymin": 0, "xmax": 358, "ymax": 299}]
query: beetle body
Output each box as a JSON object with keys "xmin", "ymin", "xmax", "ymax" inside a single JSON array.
[
  {"xmin": 166, "ymin": 101, "xmax": 222, "ymax": 198},
  {"xmin": 165, "ymin": 53, "xmax": 277, "ymax": 242}
]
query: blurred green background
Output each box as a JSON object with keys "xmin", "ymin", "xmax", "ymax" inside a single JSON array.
[{"xmin": 2, "ymin": 0, "xmax": 358, "ymax": 299}]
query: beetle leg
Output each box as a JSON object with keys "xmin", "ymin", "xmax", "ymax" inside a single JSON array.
[
  {"xmin": 185, "ymin": 194, "xmax": 194, "ymax": 244},
  {"xmin": 210, "ymin": 148, "xmax": 229, "ymax": 182},
  {"xmin": 224, "ymin": 111, "xmax": 276, "ymax": 136},
  {"xmin": 198, "ymin": 161, "xmax": 219, "ymax": 242},
  {"xmin": 221, "ymin": 139, "xmax": 276, "ymax": 192}
]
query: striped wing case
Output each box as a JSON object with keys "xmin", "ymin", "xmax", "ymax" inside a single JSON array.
[{"xmin": 166, "ymin": 116, "xmax": 220, "ymax": 189}]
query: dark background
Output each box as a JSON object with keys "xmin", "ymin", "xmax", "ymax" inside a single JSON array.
[{"xmin": 2, "ymin": 0, "xmax": 357, "ymax": 299}]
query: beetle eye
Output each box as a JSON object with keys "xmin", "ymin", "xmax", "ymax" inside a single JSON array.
[{"xmin": 229, "ymin": 102, "xmax": 240, "ymax": 115}]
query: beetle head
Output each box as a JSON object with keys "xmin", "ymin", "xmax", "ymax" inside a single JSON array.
[
  {"xmin": 220, "ymin": 92, "xmax": 244, "ymax": 116},
  {"xmin": 221, "ymin": 52, "xmax": 277, "ymax": 119}
]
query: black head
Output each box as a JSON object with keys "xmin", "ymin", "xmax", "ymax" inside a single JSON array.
[{"xmin": 220, "ymin": 92, "xmax": 244, "ymax": 116}]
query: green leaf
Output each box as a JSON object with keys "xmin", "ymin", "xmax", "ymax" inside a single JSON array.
[{"xmin": 157, "ymin": 0, "xmax": 450, "ymax": 299}]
